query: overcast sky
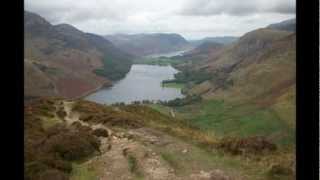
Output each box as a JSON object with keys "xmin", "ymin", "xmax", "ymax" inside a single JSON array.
[{"xmin": 25, "ymin": 0, "xmax": 295, "ymax": 40}]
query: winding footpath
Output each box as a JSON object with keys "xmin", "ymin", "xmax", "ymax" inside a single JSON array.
[{"xmin": 56, "ymin": 100, "xmax": 239, "ymax": 180}]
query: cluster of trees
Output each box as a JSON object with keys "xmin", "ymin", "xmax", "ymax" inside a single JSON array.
[
  {"xmin": 111, "ymin": 95, "xmax": 202, "ymax": 107},
  {"xmin": 111, "ymin": 100, "xmax": 155, "ymax": 106},
  {"xmin": 94, "ymin": 56, "xmax": 132, "ymax": 80},
  {"xmin": 162, "ymin": 70, "xmax": 212, "ymax": 85},
  {"xmin": 158, "ymin": 95, "xmax": 202, "ymax": 107}
]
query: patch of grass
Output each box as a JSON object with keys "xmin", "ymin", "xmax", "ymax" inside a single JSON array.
[
  {"xmin": 127, "ymin": 155, "xmax": 143, "ymax": 178},
  {"xmin": 162, "ymin": 82, "xmax": 185, "ymax": 89},
  {"xmin": 128, "ymin": 155, "xmax": 137, "ymax": 172},
  {"xmin": 148, "ymin": 104, "xmax": 185, "ymax": 119},
  {"xmin": 160, "ymin": 152, "xmax": 181, "ymax": 170},
  {"xmin": 171, "ymin": 100, "xmax": 294, "ymax": 146},
  {"xmin": 41, "ymin": 117, "xmax": 61, "ymax": 129},
  {"xmin": 70, "ymin": 163, "xmax": 98, "ymax": 180}
]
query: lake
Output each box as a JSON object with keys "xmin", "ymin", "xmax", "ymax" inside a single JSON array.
[{"xmin": 85, "ymin": 64, "xmax": 184, "ymax": 104}]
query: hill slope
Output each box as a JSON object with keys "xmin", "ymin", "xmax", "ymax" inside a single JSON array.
[
  {"xmin": 172, "ymin": 41, "xmax": 224, "ymax": 63},
  {"xmin": 267, "ymin": 18, "xmax": 296, "ymax": 32},
  {"xmin": 189, "ymin": 36, "xmax": 239, "ymax": 47},
  {"xmin": 104, "ymin": 33, "xmax": 190, "ymax": 57},
  {"xmin": 167, "ymin": 27, "xmax": 295, "ymax": 147},
  {"xmin": 25, "ymin": 98, "xmax": 295, "ymax": 180},
  {"xmin": 24, "ymin": 11, "xmax": 133, "ymax": 99},
  {"xmin": 187, "ymin": 28, "xmax": 295, "ymax": 105}
]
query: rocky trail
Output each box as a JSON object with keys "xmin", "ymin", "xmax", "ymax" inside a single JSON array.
[{"xmin": 51, "ymin": 100, "xmax": 241, "ymax": 180}]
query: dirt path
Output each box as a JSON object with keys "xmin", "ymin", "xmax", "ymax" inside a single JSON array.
[{"xmin": 57, "ymin": 100, "xmax": 240, "ymax": 180}]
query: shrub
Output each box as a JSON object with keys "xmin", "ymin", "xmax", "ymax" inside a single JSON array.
[
  {"xmin": 268, "ymin": 163, "xmax": 293, "ymax": 176},
  {"xmin": 25, "ymin": 99, "xmax": 102, "ymax": 180},
  {"xmin": 56, "ymin": 108, "xmax": 67, "ymax": 119},
  {"xmin": 165, "ymin": 95, "xmax": 202, "ymax": 107},
  {"xmin": 44, "ymin": 130, "xmax": 100, "ymax": 161},
  {"xmin": 92, "ymin": 128, "xmax": 109, "ymax": 137},
  {"xmin": 216, "ymin": 136, "xmax": 277, "ymax": 155},
  {"xmin": 70, "ymin": 122, "xmax": 93, "ymax": 134}
]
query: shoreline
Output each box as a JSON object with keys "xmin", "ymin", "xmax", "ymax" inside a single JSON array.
[
  {"xmin": 68, "ymin": 64, "xmax": 183, "ymax": 102},
  {"xmin": 69, "ymin": 82, "xmax": 113, "ymax": 101}
]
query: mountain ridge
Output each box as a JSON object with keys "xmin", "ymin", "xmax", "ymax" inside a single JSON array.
[
  {"xmin": 104, "ymin": 33, "xmax": 190, "ymax": 56},
  {"xmin": 189, "ymin": 36, "xmax": 239, "ymax": 47},
  {"xmin": 267, "ymin": 18, "xmax": 296, "ymax": 32}
]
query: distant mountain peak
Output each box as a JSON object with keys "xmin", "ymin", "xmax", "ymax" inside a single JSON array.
[{"xmin": 104, "ymin": 33, "xmax": 190, "ymax": 56}]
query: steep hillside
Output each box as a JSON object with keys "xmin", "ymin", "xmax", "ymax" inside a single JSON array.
[
  {"xmin": 188, "ymin": 28, "xmax": 295, "ymax": 104},
  {"xmin": 172, "ymin": 41, "xmax": 224, "ymax": 63},
  {"xmin": 104, "ymin": 33, "xmax": 190, "ymax": 56},
  {"xmin": 24, "ymin": 11, "xmax": 133, "ymax": 99},
  {"xmin": 164, "ymin": 27, "xmax": 296, "ymax": 148},
  {"xmin": 189, "ymin": 36, "xmax": 239, "ymax": 47}
]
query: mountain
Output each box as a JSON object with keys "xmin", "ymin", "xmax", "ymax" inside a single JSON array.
[
  {"xmin": 267, "ymin": 18, "xmax": 296, "ymax": 32},
  {"xmin": 175, "ymin": 27, "xmax": 295, "ymax": 128},
  {"xmin": 182, "ymin": 28, "xmax": 295, "ymax": 99},
  {"xmin": 104, "ymin": 33, "xmax": 190, "ymax": 56},
  {"xmin": 172, "ymin": 41, "xmax": 224, "ymax": 63},
  {"xmin": 189, "ymin": 36, "xmax": 238, "ymax": 47},
  {"xmin": 24, "ymin": 11, "xmax": 133, "ymax": 99}
]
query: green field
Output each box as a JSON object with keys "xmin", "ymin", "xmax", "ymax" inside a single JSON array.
[{"xmin": 150, "ymin": 100, "xmax": 295, "ymax": 147}]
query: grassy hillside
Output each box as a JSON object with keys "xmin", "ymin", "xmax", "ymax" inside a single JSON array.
[
  {"xmin": 25, "ymin": 98, "xmax": 295, "ymax": 180},
  {"xmin": 148, "ymin": 27, "xmax": 296, "ymax": 168}
]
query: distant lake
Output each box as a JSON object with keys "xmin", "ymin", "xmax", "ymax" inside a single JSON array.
[{"xmin": 85, "ymin": 64, "xmax": 184, "ymax": 104}]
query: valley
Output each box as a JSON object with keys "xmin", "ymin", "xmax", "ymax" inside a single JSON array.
[{"xmin": 24, "ymin": 10, "xmax": 296, "ymax": 180}]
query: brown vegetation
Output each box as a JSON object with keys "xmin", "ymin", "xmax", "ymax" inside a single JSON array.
[
  {"xmin": 25, "ymin": 98, "xmax": 101, "ymax": 180},
  {"xmin": 216, "ymin": 136, "xmax": 277, "ymax": 155},
  {"xmin": 92, "ymin": 128, "xmax": 109, "ymax": 137}
]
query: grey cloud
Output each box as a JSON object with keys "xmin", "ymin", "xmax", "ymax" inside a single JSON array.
[
  {"xmin": 179, "ymin": 0, "xmax": 296, "ymax": 16},
  {"xmin": 24, "ymin": 0, "xmax": 127, "ymax": 24},
  {"xmin": 25, "ymin": 0, "xmax": 295, "ymax": 39}
]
